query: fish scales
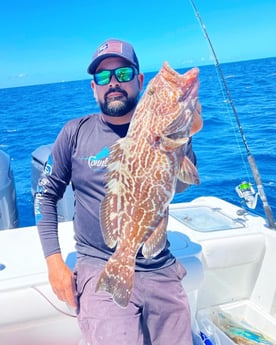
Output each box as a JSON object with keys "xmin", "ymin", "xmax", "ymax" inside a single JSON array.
[{"xmin": 96, "ymin": 61, "xmax": 200, "ymax": 307}]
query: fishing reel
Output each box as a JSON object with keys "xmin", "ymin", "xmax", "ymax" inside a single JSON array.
[{"xmin": 235, "ymin": 181, "xmax": 259, "ymax": 209}]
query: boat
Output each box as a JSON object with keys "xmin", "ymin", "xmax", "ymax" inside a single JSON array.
[
  {"xmin": 2, "ymin": 108, "xmax": 276, "ymax": 345},
  {"xmin": 1, "ymin": 178, "xmax": 276, "ymax": 344}
]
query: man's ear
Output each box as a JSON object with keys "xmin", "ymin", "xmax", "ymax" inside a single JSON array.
[
  {"xmin": 91, "ymin": 80, "xmax": 98, "ymax": 101},
  {"xmin": 138, "ymin": 73, "xmax": 144, "ymax": 90}
]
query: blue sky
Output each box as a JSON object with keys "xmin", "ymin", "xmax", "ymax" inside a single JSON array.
[{"xmin": 1, "ymin": 0, "xmax": 275, "ymax": 88}]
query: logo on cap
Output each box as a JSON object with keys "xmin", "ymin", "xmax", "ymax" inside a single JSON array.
[{"xmin": 98, "ymin": 43, "xmax": 108, "ymax": 54}]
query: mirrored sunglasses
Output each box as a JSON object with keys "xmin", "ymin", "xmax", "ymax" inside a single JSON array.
[{"xmin": 93, "ymin": 66, "xmax": 138, "ymax": 86}]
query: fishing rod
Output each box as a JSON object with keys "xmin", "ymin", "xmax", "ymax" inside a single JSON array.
[{"xmin": 189, "ymin": 0, "xmax": 276, "ymax": 229}]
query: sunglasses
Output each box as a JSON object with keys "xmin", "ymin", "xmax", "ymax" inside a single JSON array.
[{"xmin": 93, "ymin": 66, "xmax": 138, "ymax": 86}]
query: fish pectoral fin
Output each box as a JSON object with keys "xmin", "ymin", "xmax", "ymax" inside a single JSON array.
[
  {"xmin": 178, "ymin": 156, "xmax": 200, "ymax": 185},
  {"xmin": 160, "ymin": 134, "xmax": 189, "ymax": 152},
  {"xmin": 100, "ymin": 194, "xmax": 119, "ymax": 248},
  {"xmin": 142, "ymin": 215, "xmax": 168, "ymax": 259}
]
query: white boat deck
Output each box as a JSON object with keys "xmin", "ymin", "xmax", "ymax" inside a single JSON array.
[{"xmin": 1, "ymin": 196, "xmax": 276, "ymax": 344}]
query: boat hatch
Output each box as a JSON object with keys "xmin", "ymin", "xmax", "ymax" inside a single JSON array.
[{"xmin": 170, "ymin": 206, "xmax": 245, "ymax": 232}]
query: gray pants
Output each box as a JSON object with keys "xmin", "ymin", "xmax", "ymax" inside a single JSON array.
[{"xmin": 74, "ymin": 257, "xmax": 192, "ymax": 345}]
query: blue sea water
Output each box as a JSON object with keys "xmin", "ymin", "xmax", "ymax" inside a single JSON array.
[{"xmin": 1, "ymin": 57, "xmax": 275, "ymax": 228}]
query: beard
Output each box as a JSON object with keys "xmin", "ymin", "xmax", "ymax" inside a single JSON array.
[{"xmin": 99, "ymin": 87, "xmax": 139, "ymax": 117}]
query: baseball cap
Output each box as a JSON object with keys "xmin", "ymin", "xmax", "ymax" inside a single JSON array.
[{"xmin": 87, "ymin": 38, "xmax": 140, "ymax": 75}]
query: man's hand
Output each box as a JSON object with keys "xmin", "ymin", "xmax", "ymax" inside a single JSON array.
[{"xmin": 46, "ymin": 253, "xmax": 77, "ymax": 308}]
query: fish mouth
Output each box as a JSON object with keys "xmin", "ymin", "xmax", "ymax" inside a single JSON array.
[{"xmin": 178, "ymin": 78, "xmax": 199, "ymax": 103}]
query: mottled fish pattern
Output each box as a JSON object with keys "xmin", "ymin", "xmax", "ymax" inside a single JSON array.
[{"xmin": 96, "ymin": 62, "xmax": 200, "ymax": 307}]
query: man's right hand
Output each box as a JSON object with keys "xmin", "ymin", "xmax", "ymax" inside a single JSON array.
[{"xmin": 46, "ymin": 253, "xmax": 77, "ymax": 308}]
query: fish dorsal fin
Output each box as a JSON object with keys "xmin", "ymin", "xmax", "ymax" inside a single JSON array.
[
  {"xmin": 100, "ymin": 138, "xmax": 127, "ymax": 248},
  {"xmin": 142, "ymin": 213, "xmax": 168, "ymax": 258},
  {"xmin": 106, "ymin": 139, "xmax": 125, "ymax": 172},
  {"xmin": 178, "ymin": 156, "xmax": 200, "ymax": 185},
  {"xmin": 100, "ymin": 194, "xmax": 118, "ymax": 248}
]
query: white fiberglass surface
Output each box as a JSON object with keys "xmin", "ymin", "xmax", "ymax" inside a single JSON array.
[{"xmin": 170, "ymin": 206, "xmax": 245, "ymax": 232}]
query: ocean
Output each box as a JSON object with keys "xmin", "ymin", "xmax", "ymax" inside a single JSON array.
[{"xmin": 1, "ymin": 57, "xmax": 275, "ymax": 228}]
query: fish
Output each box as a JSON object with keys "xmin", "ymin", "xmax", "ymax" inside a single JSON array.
[{"xmin": 96, "ymin": 61, "xmax": 201, "ymax": 308}]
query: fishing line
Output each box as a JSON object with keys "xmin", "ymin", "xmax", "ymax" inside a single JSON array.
[
  {"xmin": 189, "ymin": 0, "xmax": 276, "ymax": 229},
  {"xmin": 31, "ymin": 285, "xmax": 77, "ymax": 318}
]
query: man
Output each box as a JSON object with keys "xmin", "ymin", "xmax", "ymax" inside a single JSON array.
[{"xmin": 36, "ymin": 38, "xmax": 202, "ymax": 345}]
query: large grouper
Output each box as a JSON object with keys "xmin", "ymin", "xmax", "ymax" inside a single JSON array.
[{"xmin": 96, "ymin": 62, "xmax": 202, "ymax": 307}]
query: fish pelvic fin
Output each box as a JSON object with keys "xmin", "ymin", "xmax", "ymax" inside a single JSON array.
[
  {"xmin": 178, "ymin": 156, "xmax": 200, "ymax": 185},
  {"xmin": 95, "ymin": 250, "xmax": 135, "ymax": 308},
  {"xmin": 142, "ymin": 213, "xmax": 168, "ymax": 258}
]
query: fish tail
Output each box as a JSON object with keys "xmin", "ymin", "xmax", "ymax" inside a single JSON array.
[{"xmin": 95, "ymin": 252, "xmax": 135, "ymax": 308}]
